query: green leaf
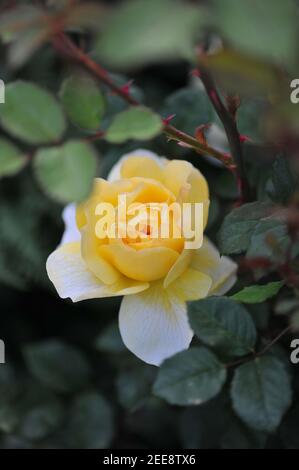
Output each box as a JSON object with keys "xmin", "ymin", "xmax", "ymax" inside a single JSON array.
[
  {"xmin": 188, "ymin": 297, "xmax": 257, "ymax": 357},
  {"xmin": 231, "ymin": 281, "xmax": 284, "ymax": 304},
  {"xmin": 247, "ymin": 303, "xmax": 270, "ymax": 331},
  {"xmin": 212, "ymin": 0, "xmax": 298, "ymax": 65},
  {"xmin": 19, "ymin": 402, "xmax": 64, "ymax": 441},
  {"xmin": 231, "ymin": 356, "xmax": 292, "ymax": 432},
  {"xmin": 269, "ymin": 155, "xmax": 297, "ymax": 204},
  {"xmin": 218, "ymin": 201, "xmax": 274, "ymax": 255},
  {"xmin": 0, "ymin": 404, "xmax": 19, "ymax": 434},
  {"xmin": 60, "ymin": 75, "xmax": 106, "ymax": 131},
  {"xmin": 0, "ymin": 171, "xmax": 62, "ymax": 290},
  {"xmin": 96, "ymin": 0, "xmax": 202, "ymax": 68},
  {"xmin": 0, "ymin": 365, "xmax": 20, "ymax": 404},
  {"xmin": 161, "ymin": 86, "xmax": 214, "ymax": 135},
  {"xmin": 66, "ymin": 392, "xmax": 114, "ymax": 449},
  {"xmin": 23, "ymin": 340, "xmax": 92, "ymax": 394},
  {"xmin": 203, "ymin": 49, "xmax": 280, "ymax": 97},
  {"xmin": 221, "ymin": 420, "xmax": 267, "ymax": 450},
  {"xmin": 101, "ymin": 73, "xmax": 144, "ymax": 130},
  {"xmin": 116, "ymin": 366, "xmax": 156, "ymax": 410},
  {"xmin": 237, "ymin": 99, "xmax": 266, "ymax": 142},
  {"xmin": 246, "ymin": 217, "xmax": 299, "ymax": 262},
  {"xmin": 180, "ymin": 393, "xmax": 232, "ymax": 449},
  {"xmin": 94, "ymin": 322, "xmax": 126, "ymax": 354},
  {"xmin": 105, "ymin": 106, "xmax": 162, "ymax": 143},
  {"xmin": 34, "ymin": 140, "xmax": 97, "ymax": 203},
  {"xmin": 213, "ymin": 170, "xmax": 238, "ymax": 200},
  {"xmin": 280, "ymin": 404, "xmax": 299, "ymax": 449},
  {"xmin": 0, "ymin": 137, "xmax": 26, "ymax": 177},
  {"xmin": 153, "ymin": 347, "xmax": 227, "ymax": 406},
  {"xmin": 0, "ymin": 81, "xmax": 66, "ymax": 144}
]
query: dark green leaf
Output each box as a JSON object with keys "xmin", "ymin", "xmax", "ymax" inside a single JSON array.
[
  {"xmin": 218, "ymin": 201, "xmax": 274, "ymax": 255},
  {"xmin": 94, "ymin": 322, "xmax": 126, "ymax": 354},
  {"xmin": 231, "ymin": 281, "xmax": 284, "ymax": 304},
  {"xmin": 213, "ymin": 171, "xmax": 238, "ymax": 200},
  {"xmin": 34, "ymin": 140, "xmax": 97, "ymax": 203},
  {"xmin": 0, "ymin": 81, "xmax": 66, "ymax": 144},
  {"xmin": 116, "ymin": 366, "xmax": 156, "ymax": 410},
  {"xmin": 0, "ymin": 365, "xmax": 20, "ymax": 403},
  {"xmin": 189, "ymin": 297, "xmax": 257, "ymax": 357},
  {"xmin": 19, "ymin": 402, "xmax": 64, "ymax": 441},
  {"xmin": 0, "ymin": 171, "xmax": 62, "ymax": 290},
  {"xmin": 153, "ymin": 347, "xmax": 226, "ymax": 406},
  {"xmin": 246, "ymin": 217, "xmax": 299, "ymax": 262},
  {"xmin": 161, "ymin": 86, "xmax": 213, "ymax": 135},
  {"xmin": 66, "ymin": 392, "xmax": 114, "ymax": 449},
  {"xmin": 124, "ymin": 397, "xmax": 177, "ymax": 448},
  {"xmin": 280, "ymin": 404, "xmax": 299, "ymax": 449},
  {"xmin": 247, "ymin": 303, "xmax": 270, "ymax": 331},
  {"xmin": 0, "ymin": 404, "xmax": 19, "ymax": 434},
  {"xmin": 269, "ymin": 155, "xmax": 297, "ymax": 204},
  {"xmin": 231, "ymin": 356, "xmax": 292, "ymax": 432},
  {"xmin": 101, "ymin": 73, "xmax": 144, "ymax": 128},
  {"xmin": 221, "ymin": 419, "xmax": 267, "ymax": 449},
  {"xmin": 237, "ymin": 99, "xmax": 266, "ymax": 142},
  {"xmin": 23, "ymin": 340, "xmax": 92, "ymax": 394},
  {"xmin": 180, "ymin": 393, "xmax": 232, "ymax": 449}
]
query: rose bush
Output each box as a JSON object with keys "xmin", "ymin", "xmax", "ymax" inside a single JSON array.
[{"xmin": 0, "ymin": 0, "xmax": 298, "ymax": 450}]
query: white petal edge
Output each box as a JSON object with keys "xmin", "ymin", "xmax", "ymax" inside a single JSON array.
[
  {"xmin": 59, "ymin": 203, "xmax": 81, "ymax": 246},
  {"xmin": 119, "ymin": 284, "xmax": 193, "ymax": 366},
  {"xmin": 210, "ymin": 256, "xmax": 238, "ymax": 296},
  {"xmin": 191, "ymin": 237, "xmax": 237, "ymax": 295},
  {"xmin": 47, "ymin": 242, "xmax": 149, "ymax": 302},
  {"xmin": 107, "ymin": 149, "xmax": 166, "ymax": 182}
]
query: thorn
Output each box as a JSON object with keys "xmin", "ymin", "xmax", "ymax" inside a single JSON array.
[
  {"xmin": 240, "ymin": 134, "xmax": 252, "ymax": 143},
  {"xmin": 163, "ymin": 114, "xmax": 176, "ymax": 125},
  {"xmin": 195, "ymin": 131, "xmax": 206, "ymax": 146},
  {"xmin": 194, "ymin": 124, "xmax": 211, "ymax": 146},
  {"xmin": 178, "ymin": 141, "xmax": 192, "ymax": 149},
  {"xmin": 120, "ymin": 79, "xmax": 134, "ymax": 95},
  {"xmin": 191, "ymin": 69, "xmax": 201, "ymax": 78}
]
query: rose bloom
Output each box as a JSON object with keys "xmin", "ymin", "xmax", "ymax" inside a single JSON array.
[{"xmin": 47, "ymin": 150, "xmax": 237, "ymax": 366}]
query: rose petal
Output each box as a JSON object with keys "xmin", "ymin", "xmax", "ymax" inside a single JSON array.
[
  {"xmin": 170, "ymin": 268, "xmax": 212, "ymax": 301},
  {"xmin": 59, "ymin": 204, "xmax": 81, "ymax": 246},
  {"xmin": 191, "ymin": 237, "xmax": 237, "ymax": 295},
  {"xmin": 119, "ymin": 283, "xmax": 193, "ymax": 366},
  {"xmin": 107, "ymin": 149, "xmax": 165, "ymax": 182},
  {"xmin": 47, "ymin": 242, "xmax": 149, "ymax": 302}
]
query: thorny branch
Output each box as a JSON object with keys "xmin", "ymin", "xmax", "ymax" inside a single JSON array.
[
  {"xmin": 51, "ymin": 33, "xmax": 235, "ymax": 169},
  {"xmin": 198, "ymin": 66, "xmax": 250, "ymax": 203}
]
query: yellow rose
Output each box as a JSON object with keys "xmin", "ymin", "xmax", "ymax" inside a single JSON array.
[{"xmin": 47, "ymin": 149, "xmax": 237, "ymax": 365}]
